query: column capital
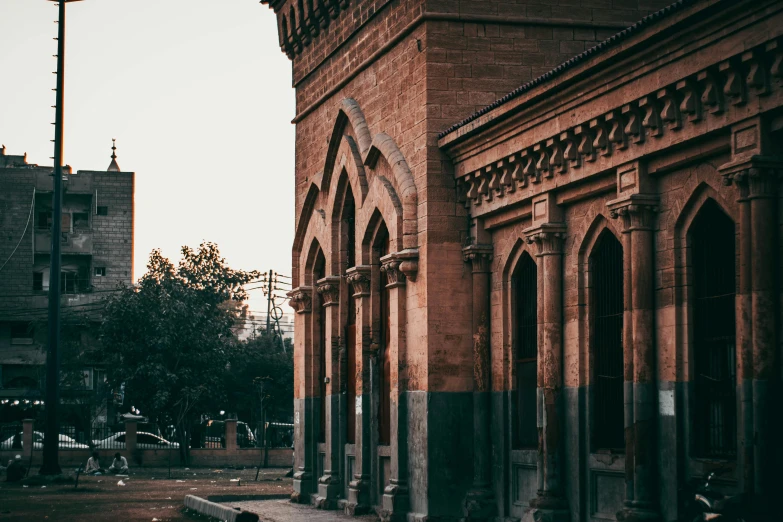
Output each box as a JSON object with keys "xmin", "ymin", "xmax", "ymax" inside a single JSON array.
[
  {"xmin": 316, "ymin": 276, "xmax": 341, "ymax": 307},
  {"xmin": 720, "ymin": 155, "xmax": 782, "ymax": 200},
  {"xmin": 380, "ymin": 254, "xmax": 406, "ymax": 288},
  {"xmin": 607, "ymin": 193, "xmax": 659, "ymax": 232},
  {"xmin": 523, "ymin": 222, "xmax": 567, "ymax": 256},
  {"xmin": 345, "ymin": 265, "xmax": 371, "ymax": 297},
  {"xmin": 287, "ymin": 286, "xmax": 313, "ymax": 314},
  {"xmin": 462, "ymin": 244, "xmax": 493, "ymax": 273}
]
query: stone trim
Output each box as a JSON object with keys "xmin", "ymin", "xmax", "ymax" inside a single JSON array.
[
  {"xmin": 463, "ymin": 244, "xmax": 493, "ymax": 273},
  {"xmin": 607, "ymin": 194, "xmax": 659, "ymax": 232},
  {"xmin": 523, "ymin": 223, "xmax": 567, "ymax": 256},
  {"xmin": 721, "ymin": 156, "xmax": 783, "ymax": 200},
  {"xmin": 287, "ymin": 286, "xmax": 313, "ymax": 314},
  {"xmin": 345, "ymin": 265, "xmax": 371, "ymax": 297},
  {"xmin": 457, "ymin": 38, "xmax": 783, "ymax": 210},
  {"xmin": 316, "ymin": 276, "xmax": 341, "ymax": 307},
  {"xmin": 262, "ymin": 0, "xmax": 350, "ymax": 59},
  {"xmin": 380, "ymin": 254, "xmax": 406, "ymax": 289}
]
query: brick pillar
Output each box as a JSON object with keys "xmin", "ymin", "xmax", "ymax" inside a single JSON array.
[
  {"xmin": 462, "ymin": 244, "xmax": 496, "ymax": 522},
  {"xmin": 315, "ymin": 276, "xmax": 341, "ymax": 509},
  {"xmin": 609, "ymin": 192, "xmax": 660, "ymax": 522},
  {"xmin": 288, "ymin": 286, "xmax": 314, "ymax": 503},
  {"xmin": 721, "ymin": 154, "xmax": 781, "ymax": 517},
  {"xmin": 379, "ymin": 255, "xmax": 410, "ymax": 522},
  {"xmin": 22, "ymin": 418, "xmax": 34, "ymax": 458},
  {"xmin": 225, "ymin": 419, "xmax": 237, "ymax": 451},
  {"xmin": 524, "ymin": 223, "xmax": 569, "ymax": 521},
  {"xmin": 125, "ymin": 421, "xmax": 137, "ymax": 455},
  {"xmin": 345, "ymin": 266, "xmax": 372, "ymax": 515}
]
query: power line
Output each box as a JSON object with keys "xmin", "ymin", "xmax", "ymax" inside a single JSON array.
[{"xmin": 0, "ymin": 188, "xmax": 35, "ymax": 274}]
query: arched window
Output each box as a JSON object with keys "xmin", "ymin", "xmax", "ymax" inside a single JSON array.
[
  {"xmin": 591, "ymin": 230, "xmax": 624, "ymax": 451},
  {"xmin": 375, "ymin": 224, "xmax": 391, "ymax": 446},
  {"xmin": 314, "ymin": 250, "xmax": 327, "ymax": 444},
  {"xmin": 343, "ymin": 190, "xmax": 357, "ymax": 444},
  {"xmin": 691, "ymin": 200, "xmax": 736, "ymax": 457},
  {"xmin": 513, "ymin": 253, "xmax": 537, "ymax": 448}
]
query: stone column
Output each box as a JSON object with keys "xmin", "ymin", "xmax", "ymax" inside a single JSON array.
[
  {"xmin": 345, "ymin": 266, "xmax": 372, "ymax": 515},
  {"xmin": 524, "ymin": 223, "xmax": 569, "ymax": 522},
  {"xmin": 288, "ymin": 286, "xmax": 314, "ymax": 503},
  {"xmin": 721, "ymin": 155, "xmax": 781, "ymax": 517},
  {"xmin": 316, "ymin": 276, "xmax": 342, "ymax": 508},
  {"xmin": 462, "ymin": 243, "xmax": 496, "ymax": 522},
  {"xmin": 609, "ymin": 192, "xmax": 659, "ymax": 522},
  {"xmin": 22, "ymin": 418, "xmax": 34, "ymax": 458},
  {"xmin": 125, "ymin": 421, "xmax": 137, "ymax": 455},
  {"xmin": 379, "ymin": 254, "xmax": 411, "ymax": 522},
  {"xmin": 225, "ymin": 419, "xmax": 237, "ymax": 451}
]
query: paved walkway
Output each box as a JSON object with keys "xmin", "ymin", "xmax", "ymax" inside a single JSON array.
[{"xmin": 228, "ymin": 499, "xmax": 379, "ymax": 521}]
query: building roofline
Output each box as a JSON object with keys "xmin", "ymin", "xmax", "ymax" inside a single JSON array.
[{"xmin": 437, "ymin": 0, "xmax": 700, "ymax": 142}]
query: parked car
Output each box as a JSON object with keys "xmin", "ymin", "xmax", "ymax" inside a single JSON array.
[
  {"xmin": 92, "ymin": 431, "xmax": 179, "ymax": 449},
  {"xmin": 0, "ymin": 431, "xmax": 90, "ymax": 450},
  {"xmin": 195, "ymin": 420, "xmax": 256, "ymax": 448}
]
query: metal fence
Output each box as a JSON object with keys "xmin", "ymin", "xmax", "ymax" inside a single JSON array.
[
  {"xmin": 0, "ymin": 423, "xmax": 23, "ymax": 450},
  {"xmin": 266, "ymin": 422, "xmax": 294, "ymax": 448}
]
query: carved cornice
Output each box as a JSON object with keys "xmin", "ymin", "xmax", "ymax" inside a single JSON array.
[
  {"xmin": 262, "ymin": 0, "xmax": 351, "ymax": 59},
  {"xmin": 345, "ymin": 265, "xmax": 371, "ymax": 298},
  {"xmin": 607, "ymin": 194, "xmax": 659, "ymax": 232},
  {"xmin": 316, "ymin": 276, "xmax": 341, "ymax": 307},
  {"xmin": 380, "ymin": 255, "xmax": 406, "ymax": 288},
  {"xmin": 463, "ymin": 244, "xmax": 493, "ymax": 273},
  {"xmin": 720, "ymin": 155, "xmax": 782, "ymax": 201},
  {"xmin": 524, "ymin": 223, "xmax": 567, "ymax": 256},
  {"xmin": 287, "ymin": 286, "xmax": 313, "ymax": 314},
  {"xmin": 457, "ymin": 38, "xmax": 783, "ymax": 209}
]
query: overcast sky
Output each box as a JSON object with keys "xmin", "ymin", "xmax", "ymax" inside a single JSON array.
[{"xmin": 1, "ymin": 0, "xmax": 295, "ymax": 322}]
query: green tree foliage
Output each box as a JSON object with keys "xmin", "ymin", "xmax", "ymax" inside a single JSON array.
[
  {"xmin": 228, "ymin": 331, "xmax": 293, "ymax": 426},
  {"xmin": 99, "ymin": 243, "xmax": 260, "ymax": 462}
]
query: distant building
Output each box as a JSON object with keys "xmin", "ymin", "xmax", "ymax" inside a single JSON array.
[{"xmin": 0, "ymin": 144, "xmax": 134, "ymax": 437}]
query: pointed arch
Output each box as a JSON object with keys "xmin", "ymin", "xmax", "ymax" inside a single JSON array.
[
  {"xmin": 327, "ymin": 135, "xmax": 368, "ymax": 213},
  {"xmin": 292, "ymin": 182, "xmax": 322, "ymax": 287},
  {"xmin": 674, "ymin": 181, "xmax": 736, "ymax": 240},
  {"xmin": 323, "ymin": 99, "xmax": 372, "ymax": 195},
  {"xmin": 364, "ymin": 133, "xmax": 418, "ymax": 250}
]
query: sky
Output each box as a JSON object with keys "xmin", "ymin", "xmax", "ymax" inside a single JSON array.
[{"xmin": 0, "ymin": 0, "xmax": 296, "ymax": 324}]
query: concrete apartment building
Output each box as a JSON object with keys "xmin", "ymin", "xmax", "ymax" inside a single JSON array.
[
  {"xmin": 263, "ymin": 0, "xmax": 782, "ymax": 520},
  {"xmin": 0, "ymin": 145, "xmax": 134, "ymax": 431}
]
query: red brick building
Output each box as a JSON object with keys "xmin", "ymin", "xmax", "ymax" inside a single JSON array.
[{"xmin": 262, "ymin": 1, "xmax": 782, "ymax": 520}]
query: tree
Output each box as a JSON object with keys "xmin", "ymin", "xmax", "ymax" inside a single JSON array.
[{"xmin": 99, "ymin": 242, "xmax": 259, "ymax": 464}]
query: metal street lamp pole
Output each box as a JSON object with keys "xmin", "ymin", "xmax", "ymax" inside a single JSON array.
[{"xmin": 40, "ymin": 0, "xmax": 82, "ymax": 476}]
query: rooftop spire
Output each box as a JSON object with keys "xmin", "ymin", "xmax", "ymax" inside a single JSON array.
[{"xmin": 107, "ymin": 138, "xmax": 120, "ymax": 172}]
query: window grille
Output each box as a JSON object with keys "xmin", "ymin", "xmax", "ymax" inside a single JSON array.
[
  {"xmin": 591, "ymin": 231, "xmax": 624, "ymax": 451},
  {"xmin": 692, "ymin": 201, "xmax": 736, "ymax": 458},
  {"xmin": 514, "ymin": 254, "xmax": 538, "ymax": 448}
]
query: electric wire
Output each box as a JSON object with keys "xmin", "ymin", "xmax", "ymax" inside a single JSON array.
[{"xmin": 0, "ymin": 189, "xmax": 35, "ymax": 274}]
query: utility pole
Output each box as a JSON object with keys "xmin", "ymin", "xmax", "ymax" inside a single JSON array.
[
  {"xmin": 40, "ymin": 0, "xmax": 82, "ymax": 476},
  {"xmin": 265, "ymin": 270, "xmax": 273, "ymax": 334}
]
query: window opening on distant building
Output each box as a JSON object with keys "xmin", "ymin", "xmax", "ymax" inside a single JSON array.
[
  {"xmin": 96, "ymin": 206, "xmax": 108, "ymax": 216},
  {"xmin": 94, "ymin": 267, "xmax": 106, "ymax": 277}
]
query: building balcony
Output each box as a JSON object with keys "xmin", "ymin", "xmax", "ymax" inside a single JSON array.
[{"xmin": 35, "ymin": 231, "xmax": 93, "ymax": 255}]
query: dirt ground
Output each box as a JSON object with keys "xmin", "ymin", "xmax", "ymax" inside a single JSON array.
[{"xmin": 0, "ymin": 466, "xmax": 292, "ymax": 521}]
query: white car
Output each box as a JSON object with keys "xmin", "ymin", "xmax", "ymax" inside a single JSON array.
[
  {"xmin": 0, "ymin": 431, "xmax": 90, "ymax": 450},
  {"xmin": 92, "ymin": 431, "xmax": 179, "ymax": 449}
]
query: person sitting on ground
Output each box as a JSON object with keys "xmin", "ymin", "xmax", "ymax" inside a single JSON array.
[
  {"xmin": 84, "ymin": 451, "xmax": 105, "ymax": 475},
  {"xmin": 108, "ymin": 452, "xmax": 128, "ymax": 474},
  {"xmin": 6, "ymin": 455, "xmax": 26, "ymax": 482}
]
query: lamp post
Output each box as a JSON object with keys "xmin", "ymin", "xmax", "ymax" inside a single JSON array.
[{"xmin": 40, "ymin": 0, "xmax": 83, "ymax": 476}]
